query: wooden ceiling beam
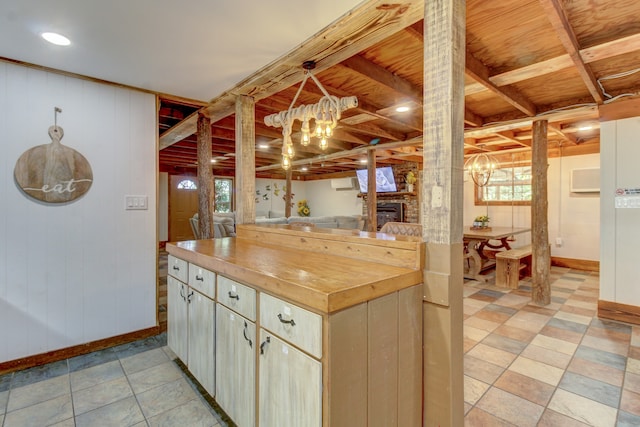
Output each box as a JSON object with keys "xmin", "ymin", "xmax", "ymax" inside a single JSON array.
[
  {"xmin": 465, "ymin": 50, "xmax": 537, "ymax": 116},
  {"xmin": 159, "ymin": 1, "xmax": 424, "ymax": 149},
  {"xmin": 537, "ymin": 0, "xmax": 604, "ymax": 103}
]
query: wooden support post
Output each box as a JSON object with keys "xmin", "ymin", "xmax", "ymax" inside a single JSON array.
[
  {"xmin": 285, "ymin": 169, "xmax": 292, "ymax": 218},
  {"xmin": 367, "ymin": 148, "xmax": 377, "ymax": 232},
  {"xmin": 531, "ymin": 119, "xmax": 551, "ymax": 305},
  {"xmin": 422, "ymin": 0, "xmax": 465, "ymax": 425},
  {"xmin": 197, "ymin": 113, "xmax": 213, "ymax": 239},
  {"xmin": 235, "ymin": 95, "xmax": 255, "ymax": 224}
]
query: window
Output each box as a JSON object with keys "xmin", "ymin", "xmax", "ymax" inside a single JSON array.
[
  {"xmin": 475, "ymin": 165, "xmax": 532, "ymax": 205},
  {"xmin": 177, "ymin": 179, "xmax": 197, "ymax": 190},
  {"xmin": 214, "ymin": 178, "xmax": 233, "ymax": 213}
]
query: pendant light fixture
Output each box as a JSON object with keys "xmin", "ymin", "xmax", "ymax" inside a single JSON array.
[{"xmin": 264, "ymin": 61, "xmax": 358, "ymax": 170}]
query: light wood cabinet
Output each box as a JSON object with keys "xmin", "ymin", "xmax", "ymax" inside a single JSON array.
[
  {"xmin": 258, "ymin": 329, "xmax": 322, "ymax": 427},
  {"xmin": 216, "ymin": 304, "xmax": 255, "ymax": 427},
  {"xmin": 167, "ymin": 226, "xmax": 424, "ymax": 427},
  {"xmin": 167, "ymin": 275, "xmax": 189, "ymax": 363},
  {"xmin": 188, "ymin": 288, "xmax": 215, "ymax": 397}
]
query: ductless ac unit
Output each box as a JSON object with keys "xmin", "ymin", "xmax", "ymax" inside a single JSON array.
[
  {"xmin": 330, "ymin": 177, "xmax": 357, "ymax": 190},
  {"xmin": 570, "ymin": 168, "xmax": 600, "ymax": 193}
]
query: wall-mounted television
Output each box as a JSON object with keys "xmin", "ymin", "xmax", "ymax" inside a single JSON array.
[{"xmin": 355, "ymin": 166, "xmax": 397, "ymax": 193}]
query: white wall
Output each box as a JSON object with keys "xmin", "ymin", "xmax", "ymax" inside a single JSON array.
[
  {"xmin": 601, "ymin": 117, "xmax": 640, "ymax": 305},
  {"xmin": 463, "ymin": 153, "xmax": 600, "ymax": 260},
  {"xmin": 254, "ymin": 177, "xmax": 362, "ymax": 217},
  {"xmin": 0, "ymin": 61, "xmax": 157, "ymax": 363}
]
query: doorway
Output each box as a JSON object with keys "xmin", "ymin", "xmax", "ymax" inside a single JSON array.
[{"xmin": 169, "ymin": 175, "xmax": 199, "ymax": 241}]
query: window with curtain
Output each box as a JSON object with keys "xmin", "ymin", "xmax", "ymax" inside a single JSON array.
[{"xmin": 474, "ymin": 165, "xmax": 532, "ymax": 206}]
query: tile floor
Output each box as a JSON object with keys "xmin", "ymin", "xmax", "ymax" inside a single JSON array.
[
  {"xmin": 0, "ymin": 334, "xmax": 228, "ymax": 427},
  {"xmin": 1, "ymin": 258, "xmax": 638, "ymax": 426},
  {"xmin": 463, "ymin": 267, "xmax": 640, "ymax": 426}
]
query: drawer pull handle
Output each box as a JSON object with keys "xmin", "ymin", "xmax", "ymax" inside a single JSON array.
[
  {"xmin": 196, "ymin": 275, "xmax": 204, "ymax": 281},
  {"xmin": 243, "ymin": 321, "xmax": 252, "ymax": 348},
  {"xmin": 260, "ymin": 336, "xmax": 271, "ymax": 355},
  {"xmin": 228, "ymin": 291, "xmax": 240, "ymax": 300},
  {"xmin": 180, "ymin": 285, "xmax": 186, "ymax": 301},
  {"xmin": 172, "ymin": 265, "xmax": 180, "ymax": 271},
  {"xmin": 187, "ymin": 290, "xmax": 194, "ymax": 303},
  {"xmin": 277, "ymin": 313, "xmax": 296, "ymax": 327}
]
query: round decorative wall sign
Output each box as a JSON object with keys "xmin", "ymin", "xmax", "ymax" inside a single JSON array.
[{"xmin": 14, "ymin": 122, "xmax": 93, "ymax": 203}]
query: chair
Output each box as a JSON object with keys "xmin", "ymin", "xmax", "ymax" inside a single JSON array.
[
  {"xmin": 189, "ymin": 215, "xmax": 200, "ymax": 239},
  {"xmin": 379, "ymin": 222, "xmax": 422, "ymax": 237}
]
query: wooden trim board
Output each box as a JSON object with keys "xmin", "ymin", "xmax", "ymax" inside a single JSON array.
[{"xmin": 598, "ymin": 300, "xmax": 640, "ymax": 326}]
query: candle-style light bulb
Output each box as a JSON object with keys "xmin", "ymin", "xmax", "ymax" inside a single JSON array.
[{"xmin": 319, "ymin": 137, "xmax": 328, "ymax": 150}]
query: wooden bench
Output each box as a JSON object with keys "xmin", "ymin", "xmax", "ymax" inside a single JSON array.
[{"xmin": 495, "ymin": 245, "xmax": 532, "ymax": 289}]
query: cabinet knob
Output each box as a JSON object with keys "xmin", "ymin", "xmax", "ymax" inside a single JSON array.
[{"xmin": 277, "ymin": 313, "xmax": 296, "ymax": 327}]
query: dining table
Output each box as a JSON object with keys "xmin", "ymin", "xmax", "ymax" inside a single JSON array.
[{"xmin": 463, "ymin": 226, "xmax": 531, "ymax": 282}]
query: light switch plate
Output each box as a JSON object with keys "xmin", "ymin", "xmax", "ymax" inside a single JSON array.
[{"xmin": 125, "ymin": 195, "xmax": 148, "ymax": 210}]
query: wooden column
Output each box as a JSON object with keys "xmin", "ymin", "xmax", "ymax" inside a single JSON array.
[
  {"xmin": 366, "ymin": 148, "xmax": 377, "ymax": 232},
  {"xmin": 235, "ymin": 95, "xmax": 255, "ymax": 224},
  {"xmin": 422, "ymin": 0, "xmax": 465, "ymax": 425},
  {"xmin": 285, "ymin": 168, "xmax": 292, "ymax": 218},
  {"xmin": 197, "ymin": 112, "xmax": 213, "ymax": 239},
  {"xmin": 531, "ymin": 119, "xmax": 551, "ymax": 305}
]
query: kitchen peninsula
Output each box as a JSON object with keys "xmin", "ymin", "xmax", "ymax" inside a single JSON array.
[{"xmin": 166, "ymin": 223, "xmax": 424, "ymax": 427}]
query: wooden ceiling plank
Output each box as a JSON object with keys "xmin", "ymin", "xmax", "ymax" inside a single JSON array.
[
  {"xmin": 159, "ymin": 0, "xmax": 424, "ymax": 149},
  {"xmin": 538, "ymin": 0, "xmax": 604, "ymax": 103},
  {"xmin": 465, "ymin": 50, "xmax": 537, "ymax": 116}
]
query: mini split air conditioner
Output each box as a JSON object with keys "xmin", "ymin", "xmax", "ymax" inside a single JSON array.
[
  {"xmin": 330, "ymin": 177, "xmax": 357, "ymax": 190},
  {"xmin": 570, "ymin": 168, "xmax": 600, "ymax": 193}
]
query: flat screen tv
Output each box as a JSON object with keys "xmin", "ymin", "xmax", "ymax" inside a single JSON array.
[{"xmin": 356, "ymin": 166, "xmax": 397, "ymax": 193}]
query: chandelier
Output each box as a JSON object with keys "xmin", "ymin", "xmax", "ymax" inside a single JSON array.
[
  {"xmin": 464, "ymin": 152, "xmax": 498, "ymax": 187},
  {"xmin": 264, "ymin": 61, "xmax": 358, "ymax": 170}
]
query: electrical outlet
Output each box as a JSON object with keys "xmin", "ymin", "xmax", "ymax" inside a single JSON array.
[{"xmin": 555, "ymin": 237, "xmax": 563, "ymax": 247}]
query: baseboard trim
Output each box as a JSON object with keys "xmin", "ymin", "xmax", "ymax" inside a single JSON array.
[
  {"xmin": 0, "ymin": 326, "xmax": 161, "ymax": 375},
  {"xmin": 598, "ymin": 300, "xmax": 640, "ymax": 326},
  {"xmin": 551, "ymin": 256, "xmax": 599, "ymax": 272}
]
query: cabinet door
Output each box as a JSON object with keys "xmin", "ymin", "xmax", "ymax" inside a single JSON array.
[
  {"xmin": 259, "ymin": 330, "xmax": 322, "ymax": 427},
  {"xmin": 216, "ymin": 305, "xmax": 256, "ymax": 427},
  {"xmin": 167, "ymin": 276, "xmax": 188, "ymax": 363},
  {"xmin": 188, "ymin": 289, "xmax": 215, "ymax": 397}
]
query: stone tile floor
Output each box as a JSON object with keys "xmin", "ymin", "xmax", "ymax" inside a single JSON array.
[
  {"xmin": 463, "ymin": 267, "xmax": 640, "ymax": 426},
  {"xmin": 0, "ymin": 334, "xmax": 228, "ymax": 427}
]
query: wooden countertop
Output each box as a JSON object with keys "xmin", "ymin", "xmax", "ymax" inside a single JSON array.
[{"xmin": 166, "ymin": 224, "xmax": 424, "ymax": 314}]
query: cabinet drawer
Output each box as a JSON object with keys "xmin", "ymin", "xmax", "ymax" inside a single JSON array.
[
  {"xmin": 188, "ymin": 263, "xmax": 216, "ymax": 299},
  {"xmin": 217, "ymin": 275, "xmax": 256, "ymax": 321},
  {"xmin": 168, "ymin": 255, "xmax": 188, "ymax": 283},
  {"xmin": 260, "ymin": 293, "xmax": 322, "ymax": 359}
]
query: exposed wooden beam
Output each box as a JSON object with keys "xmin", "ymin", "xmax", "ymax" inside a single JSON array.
[
  {"xmin": 465, "ymin": 50, "xmax": 537, "ymax": 116},
  {"xmin": 538, "ymin": 0, "xmax": 604, "ymax": 103},
  {"xmin": 159, "ymin": 0, "xmax": 424, "ymax": 149}
]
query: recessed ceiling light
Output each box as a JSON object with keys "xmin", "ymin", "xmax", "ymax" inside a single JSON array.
[
  {"xmin": 395, "ymin": 106, "xmax": 410, "ymax": 113},
  {"xmin": 301, "ymin": 167, "xmax": 308, "ymax": 171},
  {"xmin": 578, "ymin": 125, "xmax": 593, "ymax": 132},
  {"xmin": 41, "ymin": 32, "xmax": 71, "ymax": 46},
  {"xmin": 210, "ymin": 159, "xmax": 217, "ymax": 163},
  {"xmin": 360, "ymin": 159, "xmax": 368, "ymax": 164},
  {"xmin": 258, "ymin": 143, "xmax": 269, "ymax": 149}
]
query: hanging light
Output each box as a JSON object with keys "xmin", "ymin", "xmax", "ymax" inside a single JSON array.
[
  {"xmin": 264, "ymin": 61, "xmax": 358, "ymax": 169},
  {"xmin": 464, "ymin": 152, "xmax": 499, "ymax": 187}
]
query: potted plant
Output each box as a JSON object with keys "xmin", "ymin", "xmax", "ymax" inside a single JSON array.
[
  {"xmin": 473, "ymin": 215, "xmax": 490, "ymax": 229},
  {"xmin": 405, "ymin": 171, "xmax": 417, "ymax": 192}
]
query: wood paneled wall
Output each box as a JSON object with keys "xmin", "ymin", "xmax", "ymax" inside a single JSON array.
[{"xmin": 0, "ymin": 61, "xmax": 157, "ymax": 363}]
